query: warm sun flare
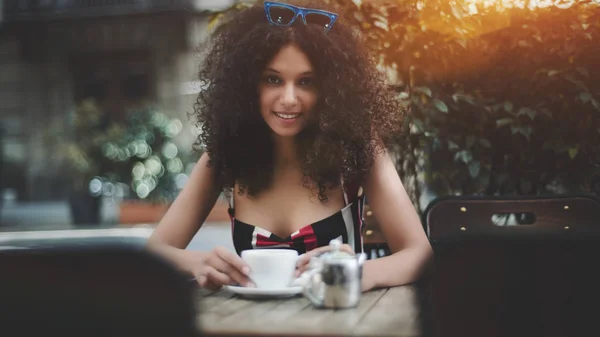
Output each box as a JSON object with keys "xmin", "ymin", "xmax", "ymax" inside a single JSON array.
[{"xmin": 464, "ymin": 0, "xmax": 597, "ymax": 13}]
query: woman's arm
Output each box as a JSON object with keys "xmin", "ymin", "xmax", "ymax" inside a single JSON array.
[
  {"xmin": 147, "ymin": 152, "xmax": 221, "ymax": 272},
  {"xmin": 146, "ymin": 152, "xmax": 252, "ymax": 289},
  {"xmin": 361, "ymin": 149, "xmax": 433, "ymax": 291},
  {"xmin": 149, "ymin": 152, "xmax": 221, "ymax": 247}
]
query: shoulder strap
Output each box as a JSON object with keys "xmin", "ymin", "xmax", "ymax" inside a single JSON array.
[{"xmin": 341, "ymin": 177, "xmax": 362, "ymax": 205}]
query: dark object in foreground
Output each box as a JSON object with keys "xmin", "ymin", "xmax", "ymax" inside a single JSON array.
[
  {"xmin": 423, "ymin": 195, "xmax": 600, "ymax": 337},
  {"xmin": 428, "ymin": 235, "xmax": 600, "ymax": 337},
  {"xmin": 0, "ymin": 241, "xmax": 199, "ymax": 337}
]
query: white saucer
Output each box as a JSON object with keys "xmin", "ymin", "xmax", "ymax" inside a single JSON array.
[{"xmin": 223, "ymin": 285, "xmax": 303, "ymax": 299}]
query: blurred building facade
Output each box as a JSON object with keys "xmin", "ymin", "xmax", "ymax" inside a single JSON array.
[{"xmin": 0, "ymin": 0, "xmax": 233, "ymax": 202}]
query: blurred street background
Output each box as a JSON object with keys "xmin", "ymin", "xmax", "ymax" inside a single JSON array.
[{"xmin": 0, "ymin": 0, "xmax": 241, "ymax": 251}]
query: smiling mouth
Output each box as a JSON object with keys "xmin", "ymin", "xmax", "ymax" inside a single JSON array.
[{"xmin": 273, "ymin": 112, "xmax": 301, "ymax": 120}]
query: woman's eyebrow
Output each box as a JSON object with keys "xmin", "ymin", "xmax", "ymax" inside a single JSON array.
[{"xmin": 264, "ymin": 68, "xmax": 314, "ymax": 75}]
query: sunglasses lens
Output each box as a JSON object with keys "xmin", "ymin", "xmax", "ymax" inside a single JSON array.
[
  {"xmin": 305, "ymin": 13, "xmax": 332, "ymax": 30},
  {"xmin": 268, "ymin": 6, "xmax": 296, "ymax": 25}
]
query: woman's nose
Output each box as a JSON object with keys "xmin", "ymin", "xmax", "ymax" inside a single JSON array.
[{"xmin": 281, "ymin": 84, "xmax": 299, "ymax": 107}]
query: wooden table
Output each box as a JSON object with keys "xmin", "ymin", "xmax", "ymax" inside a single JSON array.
[{"xmin": 196, "ymin": 285, "xmax": 424, "ymax": 337}]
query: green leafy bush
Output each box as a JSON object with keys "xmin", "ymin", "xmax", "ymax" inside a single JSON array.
[
  {"xmin": 331, "ymin": 0, "xmax": 600, "ymax": 208},
  {"xmin": 100, "ymin": 107, "xmax": 200, "ymax": 203},
  {"xmin": 46, "ymin": 100, "xmax": 199, "ymax": 203}
]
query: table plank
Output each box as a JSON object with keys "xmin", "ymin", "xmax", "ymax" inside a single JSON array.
[
  {"xmin": 270, "ymin": 288, "xmax": 388, "ymax": 336},
  {"xmin": 204, "ymin": 295, "xmax": 312, "ymax": 336},
  {"xmin": 198, "ymin": 288, "xmax": 394, "ymax": 337},
  {"xmin": 354, "ymin": 286, "xmax": 422, "ymax": 337},
  {"xmin": 198, "ymin": 289, "xmax": 256, "ymax": 331}
]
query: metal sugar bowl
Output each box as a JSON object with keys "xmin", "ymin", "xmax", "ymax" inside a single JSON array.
[{"xmin": 303, "ymin": 239, "xmax": 367, "ymax": 309}]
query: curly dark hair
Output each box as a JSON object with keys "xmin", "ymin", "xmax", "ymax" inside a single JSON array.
[{"xmin": 194, "ymin": 0, "xmax": 403, "ymax": 202}]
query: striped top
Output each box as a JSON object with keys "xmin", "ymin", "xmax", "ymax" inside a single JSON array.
[{"xmin": 227, "ymin": 181, "xmax": 366, "ymax": 256}]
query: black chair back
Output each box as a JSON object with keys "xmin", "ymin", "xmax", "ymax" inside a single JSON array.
[{"xmin": 423, "ymin": 195, "xmax": 600, "ymax": 337}]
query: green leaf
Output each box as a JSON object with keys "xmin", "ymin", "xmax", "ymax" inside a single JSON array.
[
  {"xmin": 491, "ymin": 103, "xmax": 503, "ymax": 113},
  {"xmin": 580, "ymin": 92, "xmax": 592, "ymax": 104},
  {"xmin": 452, "ymin": 94, "xmax": 475, "ymax": 104},
  {"xmin": 547, "ymin": 70, "xmax": 560, "ymax": 77},
  {"xmin": 576, "ymin": 67, "xmax": 589, "ymax": 78},
  {"xmin": 519, "ymin": 126, "xmax": 533, "ymax": 139},
  {"xmin": 541, "ymin": 108, "xmax": 553, "ymax": 119},
  {"xmin": 413, "ymin": 86, "xmax": 432, "ymax": 97},
  {"xmin": 564, "ymin": 75, "xmax": 589, "ymax": 92},
  {"xmin": 518, "ymin": 40, "xmax": 531, "ymax": 48},
  {"xmin": 569, "ymin": 147, "xmax": 579, "ymax": 159},
  {"xmin": 397, "ymin": 91, "xmax": 410, "ymax": 100},
  {"xmin": 468, "ymin": 161, "xmax": 481, "ymax": 178},
  {"xmin": 592, "ymin": 99, "xmax": 600, "ymax": 111},
  {"xmin": 448, "ymin": 141, "xmax": 460, "ymax": 150},
  {"xmin": 373, "ymin": 20, "xmax": 389, "ymax": 32},
  {"xmin": 411, "ymin": 118, "xmax": 425, "ymax": 133},
  {"xmin": 455, "ymin": 150, "xmax": 472, "ymax": 164},
  {"xmin": 496, "ymin": 118, "xmax": 514, "ymax": 128},
  {"xmin": 478, "ymin": 139, "xmax": 492, "ymax": 148},
  {"xmin": 518, "ymin": 107, "xmax": 537, "ymax": 120},
  {"xmin": 433, "ymin": 99, "xmax": 449, "ymax": 113},
  {"xmin": 504, "ymin": 101, "xmax": 513, "ymax": 112}
]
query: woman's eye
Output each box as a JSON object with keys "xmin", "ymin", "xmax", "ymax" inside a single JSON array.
[
  {"xmin": 265, "ymin": 76, "xmax": 281, "ymax": 84},
  {"xmin": 299, "ymin": 78, "xmax": 314, "ymax": 86}
]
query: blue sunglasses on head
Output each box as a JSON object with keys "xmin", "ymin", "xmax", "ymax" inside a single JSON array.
[{"xmin": 264, "ymin": 1, "xmax": 338, "ymax": 34}]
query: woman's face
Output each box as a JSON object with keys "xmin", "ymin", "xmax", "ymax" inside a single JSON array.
[{"xmin": 258, "ymin": 43, "xmax": 317, "ymax": 138}]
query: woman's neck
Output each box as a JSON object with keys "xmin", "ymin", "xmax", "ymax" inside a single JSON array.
[{"xmin": 273, "ymin": 135, "xmax": 300, "ymax": 170}]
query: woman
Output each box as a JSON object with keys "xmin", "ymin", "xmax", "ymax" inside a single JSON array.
[{"xmin": 148, "ymin": 0, "xmax": 432, "ymax": 292}]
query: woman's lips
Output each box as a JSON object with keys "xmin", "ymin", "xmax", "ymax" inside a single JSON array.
[{"xmin": 273, "ymin": 111, "xmax": 301, "ymax": 120}]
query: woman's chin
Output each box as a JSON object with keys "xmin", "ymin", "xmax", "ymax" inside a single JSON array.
[
  {"xmin": 268, "ymin": 122, "xmax": 305, "ymax": 138},
  {"xmin": 271, "ymin": 129, "xmax": 303, "ymax": 138}
]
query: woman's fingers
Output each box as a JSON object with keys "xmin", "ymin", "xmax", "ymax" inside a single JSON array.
[
  {"xmin": 296, "ymin": 243, "xmax": 355, "ymax": 266},
  {"xmin": 215, "ymin": 247, "xmax": 251, "ymax": 275},
  {"xmin": 295, "ymin": 244, "xmax": 355, "ymax": 276},
  {"xmin": 196, "ymin": 266, "xmax": 227, "ymax": 291},
  {"xmin": 206, "ymin": 266, "xmax": 233, "ymax": 287},
  {"xmin": 295, "ymin": 263, "xmax": 310, "ymax": 277},
  {"xmin": 207, "ymin": 247, "xmax": 252, "ymax": 286}
]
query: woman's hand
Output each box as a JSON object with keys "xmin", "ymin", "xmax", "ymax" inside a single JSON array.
[
  {"xmin": 294, "ymin": 243, "xmax": 355, "ymax": 277},
  {"xmin": 185, "ymin": 247, "xmax": 252, "ymax": 291},
  {"xmin": 294, "ymin": 244, "xmax": 378, "ymax": 292}
]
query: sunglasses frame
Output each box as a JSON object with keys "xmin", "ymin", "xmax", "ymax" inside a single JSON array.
[{"xmin": 264, "ymin": 1, "xmax": 338, "ymax": 33}]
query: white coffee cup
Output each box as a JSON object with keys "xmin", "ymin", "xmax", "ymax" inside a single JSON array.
[{"xmin": 241, "ymin": 249, "xmax": 298, "ymax": 289}]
